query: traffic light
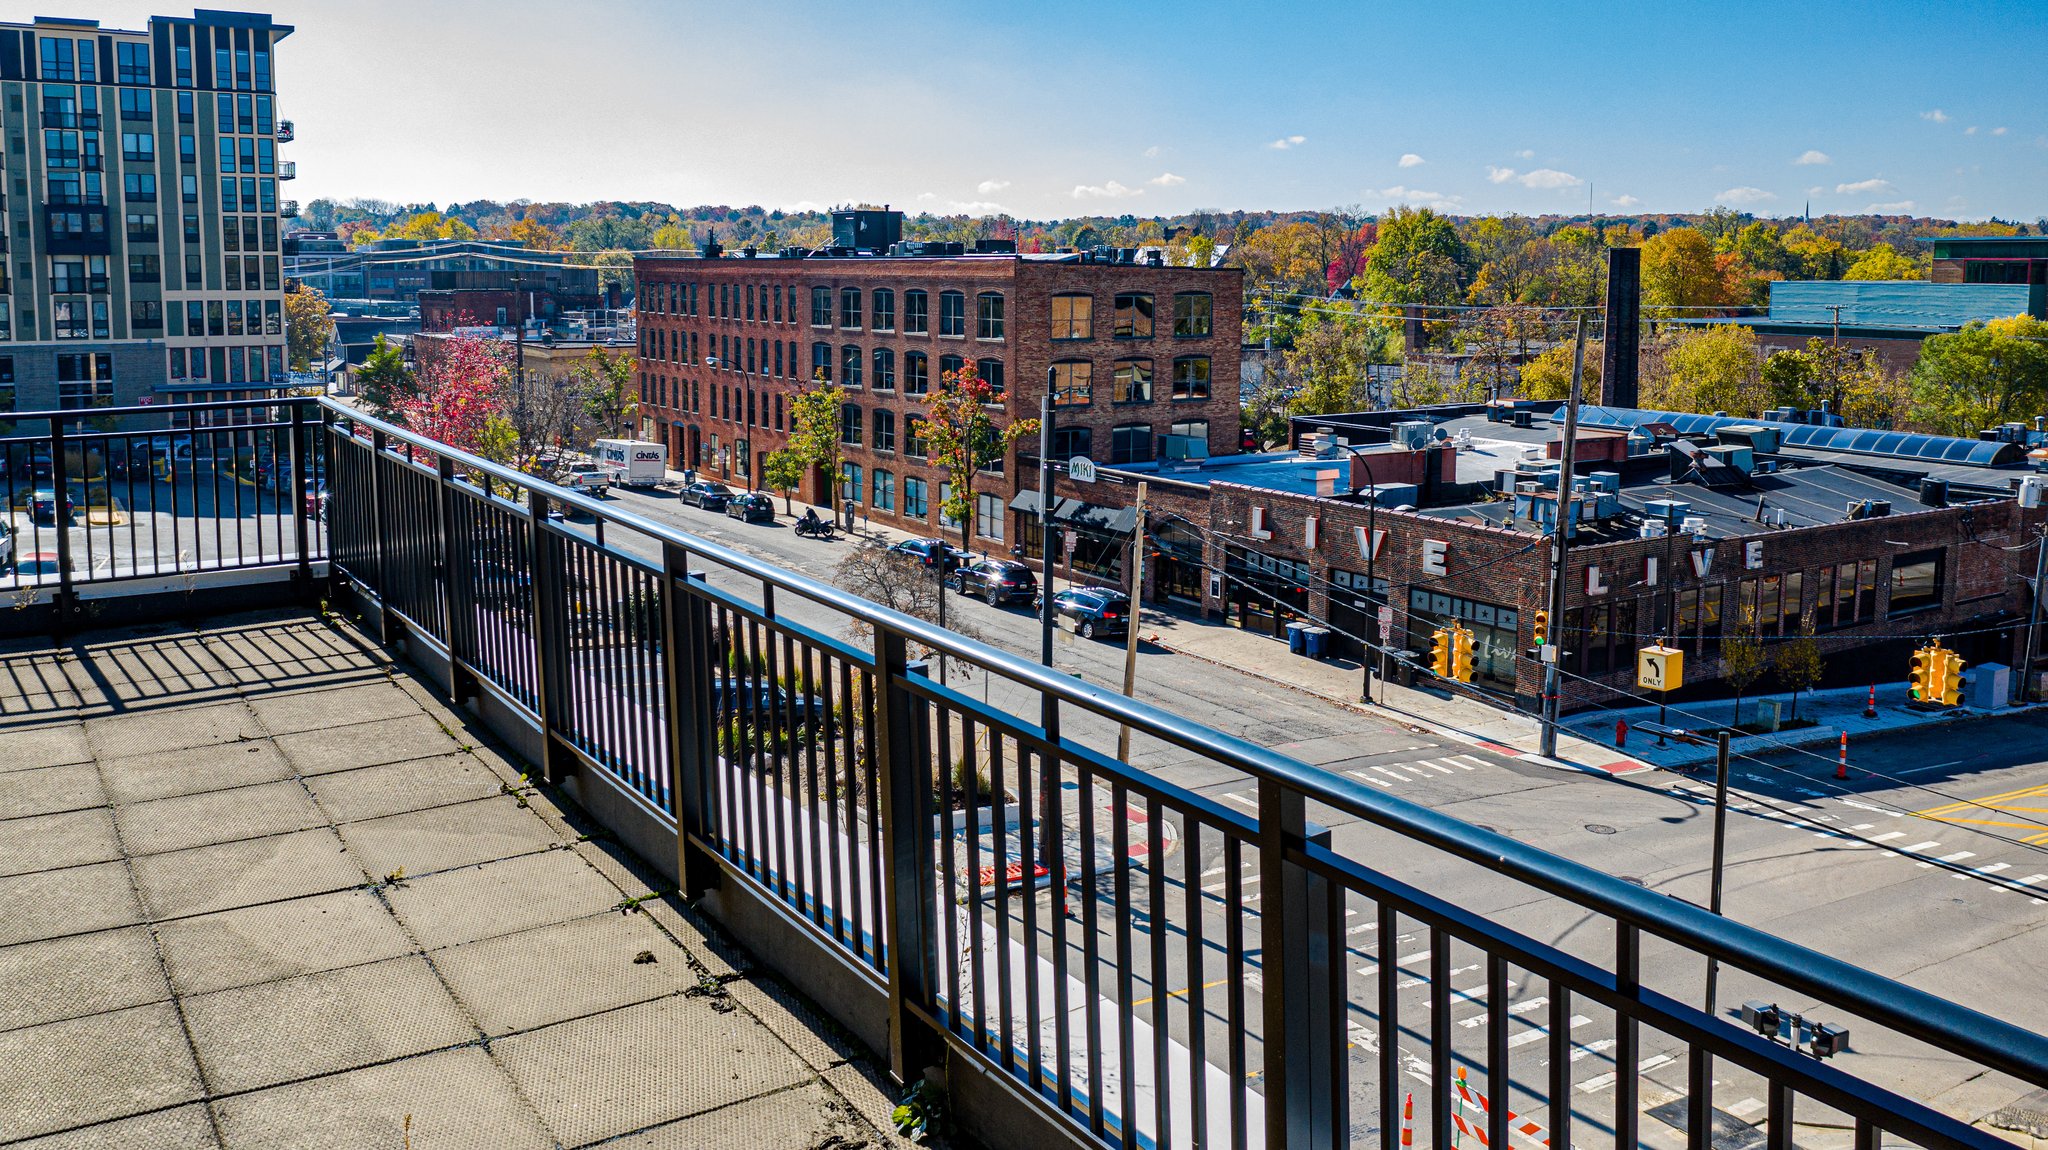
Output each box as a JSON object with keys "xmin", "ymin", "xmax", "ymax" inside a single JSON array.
[
  {"xmin": 1451, "ymin": 626, "xmax": 1475, "ymax": 683},
  {"xmin": 1429, "ymin": 628, "xmax": 1453, "ymax": 677},
  {"xmin": 1531, "ymin": 609, "xmax": 1550, "ymax": 647},
  {"xmin": 1940, "ymin": 650, "xmax": 1966, "ymax": 706},
  {"xmin": 1909, "ymin": 646, "xmax": 1935, "ymax": 701}
]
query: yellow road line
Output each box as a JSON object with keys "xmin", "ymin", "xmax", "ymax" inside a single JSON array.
[
  {"xmin": 1914, "ymin": 783, "xmax": 2048, "ymax": 818},
  {"xmin": 1130, "ymin": 974, "xmax": 1235, "ymax": 1010}
]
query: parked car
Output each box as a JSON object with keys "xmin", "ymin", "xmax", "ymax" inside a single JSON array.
[
  {"xmin": 559, "ymin": 460, "xmax": 610, "ymax": 497},
  {"xmin": 680, "ymin": 480, "xmax": 734, "ymax": 511},
  {"xmin": 28, "ymin": 488, "xmax": 73, "ymax": 525},
  {"xmin": 0, "ymin": 520, "xmax": 12, "ymax": 571},
  {"xmin": 888, "ymin": 537, "xmax": 971, "ymax": 572},
  {"xmin": 724, "ymin": 492, "xmax": 775, "ymax": 524},
  {"xmin": 302, "ymin": 479, "xmax": 329, "ymax": 522},
  {"xmin": 12, "ymin": 552, "xmax": 67, "ymax": 580},
  {"xmin": 1041, "ymin": 587, "xmax": 1131, "ymax": 640},
  {"xmin": 709, "ymin": 675, "xmax": 829, "ymax": 730},
  {"xmin": 950, "ymin": 558, "xmax": 1038, "ymax": 606}
]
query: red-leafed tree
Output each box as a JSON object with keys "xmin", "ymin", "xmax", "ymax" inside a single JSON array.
[
  {"xmin": 922, "ymin": 364, "xmax": 1038, "ymax": 556},
  {"xmin": 398, "ymin": 332, "xmax": 510, "ymax": 453}
]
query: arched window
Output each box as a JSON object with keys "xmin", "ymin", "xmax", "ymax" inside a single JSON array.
[
  {"xmin": 939, "ymin": 290, "xmax": 967, "ymax": 336},
  {"xmin": 976, "ymin": 292, "xmax": 1005, "ymax": 339},
  {"xmin": 873, "ymin": 347, "xmax": 896, "ymax": 391},
  {"xmin": 842, "ymin": 344, "xmax": 864, "ymax": 387},
  {"xmin": 903, "ymin": 289, "xmax": 929, "ymax": 334}
]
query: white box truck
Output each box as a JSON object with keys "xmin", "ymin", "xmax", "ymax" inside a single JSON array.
[{"xmin": 592, "ymin": 439, "xmax": 668, "ymax": 487}]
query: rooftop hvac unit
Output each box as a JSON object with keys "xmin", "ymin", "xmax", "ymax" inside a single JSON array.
[
  {"xmin": 1682, "ymin": 516, "xmax": 1708, "ymax": 536},
  {"xmin": 1391, "ymin": 421, "xmax": 1433, "ymax": 450},
  {"xmin": 2020, "ymin": 476, "xmax": 2045, "ymax": 509},
  {"xmin": 1512, "ymin": 410, "xmax": 1535, "ymax": 428},
  {"xmin": 1919, "ymin": 479, "xmax": 1950, "ymax": 507}
]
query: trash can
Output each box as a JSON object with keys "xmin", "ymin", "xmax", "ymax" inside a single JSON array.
[
  {"xmin": 1285, "ymin": 621, "xmax": 1309, "ymax": 655},
  {"xmin": 1303, "ymin": 627, "xmax": 1330, "ymax": 660},
  {"xmin": 1390, "ymin": 651, "xmax": 1417, "ymax": 688}
]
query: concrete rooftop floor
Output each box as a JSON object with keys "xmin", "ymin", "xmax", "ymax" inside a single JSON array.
[{"xmin": 0, "ymin": 610, "xmax": 917, "ymax": 1149}]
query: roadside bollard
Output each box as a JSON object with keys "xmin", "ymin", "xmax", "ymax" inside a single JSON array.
[
  {"xmin": 1836, "ymin": 732, "xmax": 1850, "ymax": 780},
  {"xmin": 1864, "ymin": 684, "xmax": 1877, "ymax": 720},
  {"xmin": 1615, "ymin": 718, "xmax": 1628, "ymax": 749}
]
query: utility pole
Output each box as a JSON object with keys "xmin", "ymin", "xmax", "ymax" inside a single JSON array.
[
  {"xmin": 1117, "ymin": 482, "xmax": 1150, "ymax": 762},
  {"xmin": 1039, "ymin": 384, "xmax": 1057, "ymax": 667},
  {"xmin": 1704, "ymin": 730, "xmax": 1732, "ymax": 1016},
  {"xmin": 2018, "ymin": 524, "xmax": 2048, "ymax": 705},
  {"xmin": 1538, "ymin": 317, "xmax": 1588, "ymax": 758}
]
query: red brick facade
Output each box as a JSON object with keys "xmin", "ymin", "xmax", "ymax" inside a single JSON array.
[{"xmin": 631, "ymin": 253, "xmax": 1242, "ymax": 543}]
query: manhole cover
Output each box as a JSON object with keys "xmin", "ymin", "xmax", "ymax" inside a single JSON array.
[{"xmin": 1585, "ymin": 823, "xmax": 1618, "ymax": 835}]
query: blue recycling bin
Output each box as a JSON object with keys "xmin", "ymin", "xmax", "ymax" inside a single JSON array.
[
  {"xmin": 1285, "ymin": 621, "xmax": 1309, "ymax": 655},
  {"xmin": 1303, "ymin": 626, "xmax": 1330, "ymax": 660}
]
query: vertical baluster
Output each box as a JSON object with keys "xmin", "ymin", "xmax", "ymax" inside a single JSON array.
[
  {"xmin": 1183, "ymin": 823, "xmax": 1208, "ymax": 1150},
  {"xmin": 1489, "ymin": 954, "xmax": 1509, "ymax": 1150},
  {"xmin": 1225, "ymin": 835, "xmax": 1247, "ymax": 1150},
  {"xmin": 1379, "ymin": 903, "xmax": 1400, "ymax": 1150},
  {"xmin": 1080, "ymin": 764, "xmax": 1105, "ymax": 1138},
  {"xmin": 1617, "ymin": 924, "xmax": 1641, "ymax": 1150},
  {"xmin": 1429, "ymin": 931, "xmax": 1451, "ymax": 1150},
  {"xmin": 1549, "ymin": 985, "xmax": 1573, "ymax": 1150},
  {"xmin": 1150, "ymin": 796, "xmax": 1172, "ymax": 1149}
]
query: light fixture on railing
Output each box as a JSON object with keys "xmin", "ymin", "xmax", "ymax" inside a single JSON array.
[{"xmin": 1741, "ymin": 1000, "xmax": 1848, "ymax": 1059}]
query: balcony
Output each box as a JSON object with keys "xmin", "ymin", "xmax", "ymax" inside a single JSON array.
[
  {"xmin": 278, "ymin": 158, "xmax": 296, "ymax": 180},
  {"xmin": 39, "ymin": 109, "xmax": 99, "ymax": 130},
  {"xmin": 0, "ymin": 395, "xmax": 2045, "ymax": 1150},
  {"xmin": 42, "ymin": 204, "xmax": 111, "ymax": 254},
  {"xmin": 276, "ymin": 118, "xmax": 295, "ymax": 142},
  {"xmin": 280, "ymin": 199, "xmax": 299, "ymax": 218}
]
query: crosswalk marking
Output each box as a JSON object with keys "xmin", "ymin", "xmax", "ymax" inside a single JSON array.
[
  {"xmin": 1963, "ymin": 862, "xmax": 2012, "ymax": 879},
  {"xmin": 1900, "ymin": 840, "xmax": 1942, "ymax": 852},
  {"xmin": 1397, "ymin": 963, "xmax": 1480, "ymax": 989},
  {"xmin": 1457, "ymin": 998, "xmax": 1548, "ymax": 1028},
  {"xmin": 1919, "ymin": 850, "xmax": 1976, "ymax": 867},
  {"xmin": 2016, "ymin": 874, "xmax": 2048, "ymax": 887},
  {"xmin": 1224, "ymin": 792, "xmax": 1257, "ymax": 809},
  {"xmin": 1869, "ymin": 831, "xmax": 1906, "ymax": 843},
  {"xmin": 1728, "ymin": 1097, "xmax": 1766, "ymax": 1118},
  {"xmin": 1509, "ymin": 1014, "xmax": 1589, "ymax": 1048},
  {"xmin": 1347, "ymin": 769, "xmax": 1395, "ymax": 787},
  {"xmin": 1373, "ymin": 765, "xmax": 1413, "ymax": 783},
  {"xmin": 1579, "ymin": 1051, "xmax": 1676, "ymax": 1092},
  {"xmin": 1447, "ymin": 980, "xmax": 1518, "ymax": 1009},
  {"xmin": 1568, "ymin": 1038, "xmax": 1616, "ymax": 1063}
]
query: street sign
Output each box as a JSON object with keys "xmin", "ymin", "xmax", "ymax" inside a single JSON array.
[
  {"xmin": 1377, "ymin": 605, "xmax": 1394, "ymax": 642},
  {"xmin": 1637, "ymin": 644, "xmax": 1684, "ymax": 692},
  {"xmin": 1069, "ymin": 455, "xmax": 1098, "ymax": 483}
]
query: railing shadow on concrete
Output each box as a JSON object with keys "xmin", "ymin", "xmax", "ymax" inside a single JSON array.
[{"xmin": 15, "ymin": 394, "xmax": 2048, "ymax": 1150}]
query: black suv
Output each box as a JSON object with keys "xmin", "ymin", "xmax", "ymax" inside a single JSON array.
[
  {"xmin": 725, "ymin": 492, "xmax": 775, "ymax": 524},
  {"xmin": 950, "ymin": 558, "xmax": 1038, "ymax": 606},
  {"xmin": 680, "ymin": 480, "xmax": 733, "ymax": 511},
  {"xmin": 1044, "ymin": 587, "xmax": 1131, "ymax": 640},
  {"xmin": 888, "ymin": 537, "xmax": 971, "ymax": 571}
]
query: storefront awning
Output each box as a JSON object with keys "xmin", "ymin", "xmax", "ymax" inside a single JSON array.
[{"xmin": 1009, "ymin": 489, "xmax": 1138, "ymax": 538}]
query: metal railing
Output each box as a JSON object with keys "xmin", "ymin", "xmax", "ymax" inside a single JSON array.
[{"xmin": 40, "ymin": 396, "xmax": 2047, "ymax": 1149}]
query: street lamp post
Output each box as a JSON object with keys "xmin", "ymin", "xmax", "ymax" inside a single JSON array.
[
  {"xmin": 1040, "ymin": 373, "xmax": 1057, "ymax": 668},
  {"xmin": 1322, "ymin": 432, "xmax": 1380, "ymax": 703},
  {"xmin": 706, "ymin": 355, "xmax": 726, "ymax": 483}
]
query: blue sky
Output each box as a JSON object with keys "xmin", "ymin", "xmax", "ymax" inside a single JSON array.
[{"xmin": 84, "ymin": 0, "xmax": 2048, "ymax": 219}]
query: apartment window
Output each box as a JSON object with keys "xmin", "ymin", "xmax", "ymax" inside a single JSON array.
[
  {"xmin": 53, "ymin": 300, "xmax": 89, "ymax": 340},
  {"xmin": 131, "ymin": 299, "xmax": 163, "ymax": 329},
  {"xmin": 1888, "ymin": 549, "xmax": 1944, "ymax": 615},
  {"xmin": 977, "ymin": 493, "xmax": 1005, "ymax": 541},
  {"xmin": 1172, "ymin": 357, "xmax": 1212, "ymax": 400},
  {"xmin": 842, "ymin": 463, "xmax": 864, "ymax": 504},
  {"xmin": 177, "ymin": 92, "xmax": 193, "ymax": 122},
  {"xmin": 842, "ymin": 344, "xmax": 863, "ymax": 388},
  {"xmin": 840, "ymin": 287, "xmax": 862, "ymax": 330},
  {"xmin": 174, "ymin": 45, "xmax": 192, "ymax": 87},
  {"xmin": 1115, "ymin": 293, "xmax": 1154, "ymax": 339},
  {"xmin": 1051, "ymin": 294, "xmax": 1094, "ymax": 340},
  {"xmin": 184, "ymin": 213, "xmax": 200, "ymax": 244},
  {"xmin": 904, "ymin": 351, "xmax": 929, "ymax": 395},
  {"xmin": 51, "ymin": 259, "xmax": 87, "ymax": 294},
  {"xmin": 976, "ymin": 292, "xmax": 1005, "ymax": 339},
  {"xmin": 939, "ymin": 353, "xmax": 964, "ymax": 382},
  {"xmin": 1050, "ymin": 427, "xmax": 1093, "ymax": 460},
  {"xmin": 905, "ymin": 417, "xmax": 929, "ymax": 459},
  {"xmin": 207, "ymin": 300, "xmax": 224, "ymax": 336},
  {"xmin": 126, "ymin": 212, "xmax": 158, "ymax": 242},
  {"xmin": 220, "ymin": 177, "xmax": 238, "ymax": 211},
  {"xmin": 117, "ymin": 42, "xmax": 151, "ymax": 85},
  {"xmin": 1111, "ymin": 424, "xmax": 1154, "ymax": 465},
  {"xmin": 809, "ymin": 341, "xmax": 832, "ymax": 382},
  {"xmin": 873, "ymin": 409, "xmax": 896, "ymax": 452},
  {"xmin": 119, "ymin": 88, "xmax": 152, "ymax": 121},
  {"xmin": 1174, "ymin": 292, "xmax": 1214, "ymax": 337},
  {"xmin": 840, "ymin": 403, "xmax": 863, "ymax": 446},
  {"xmin": 976, "ymin": 358, "xmax": 1004, "ymax": 395},
  {"xmin": 872, "ymin": 288, "xmax": 895, "ymax": 331},
  {"xmin": 1051, "ymin": 360, "xmax": 1093, "ymax": 405},
  {"xmin": 128, "ymin": 254, "xmax": 160, "ymax": 282},
  {"xmin": 227, "ymin": 300, "xmax": 244, "ymax": 336},
  {"xmin": 181, "ymin": 174, "xmax": 197, "ymax": 203},
  {"xmin": 225, "ymin": 258, "xmax": 242, "ymax": 290},
  {"xmin": 179, "ymin": 134, "xmax": 195, "ymax": 163},
  {"xmin": 56, "ymin": 353, "xmax": 114, "ymax": 408},
  {"xmin": 810, "ymin": 286, "xmax": 832, "ymax": 327},
  {"xmin": 904, "ymin": 476, "xmax": 928, "ymax": 518},
  {"xmin": 40, "ymin": 37, "xmax": 74, "ymax": 81},
  {"xmin": 1113, "ymin": 359, "xmax": 1153, "ymax": 403},
  {"xmin": 873, "ymin": 469, "xmax": 895, "ymax": 511},
  {"xmin": 904, "ymin": 289, "xmax": 929, "ymax": 334},
  {"xmin": 1169, "ymin": 419, "xmax": 1209, "ymax": 450},
  {"xmin": 938, "ymin": 291, "xmax": 966, "ymax": 337},
  {"xmin": 872, "ymin": 348, "xmax": 895, "ymax": 391}
]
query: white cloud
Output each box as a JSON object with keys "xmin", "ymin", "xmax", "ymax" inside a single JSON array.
[
  {"xmin": 1835, "ymin": 177, "xmax": 1892, "ymax": 195},
  {"xmin": 1519, "ymin": 168, "xmax": 1583, "ymax": 189},
  {"xmin": 1921, "ymin": 109, "xmax": 1950, "ymax": 123},
  {"xmin": 1966, "ymin": 125, "xmax": 1980, "ymax": 136},
  {"xmin": 1148, "ymin": 172, "xmax": 1185, "ymax": 187},
  {"xmin": 975, "ymin": 179, "xmax": 1010, "ymax": 194},
  {"xmin": 1807, "ymin": 185, "xmax": 1826, "ymax": 195},
  {"xmin": 1071, "ymin": 180, "xmax": 1142, "ymax": 200},
  {"xmin": 1485, "ymin": 165, "xmax": 1518, "ymax": 184},
  {"xmin": 1515, "ymin": 149, "xmax": 1535, "ymax": 160},
  {"xmin": 1715, "ymin": 186, "xmax": 1777, "ymax": 205},
  {"xmin": 1142, "ymin": 145, "xmax": 1161, "ymax": 158},
  {"xmin": 1993, "ymin": 126, "xmax": 2010, "ymax": 136},
  {"xmin": 943, "ymin": 201, "xmax": 1005, "ymax": 215},
  {"xmin": 1611, "ymin": 194, "xmax": 1641, "ymax": 207},
  {"xmin": 1269, "ymin": 135, "xmax": 1307, "ymax": 150},
  {"xmin": 1867, "ymin": 200, "xmax": 1916, "ymax": 213},
  {"xmin": 915, "ymin": 191, "xmax": 937, "ymax": 201},
  {"xmin": 1364, "ymin": 185, "xmax": 1460, "ymax": 209},
  {"xmin": 1398, "ymin": 153, "xmax": 1425, "ymax": 168},
  {"xmin": 1794, "ymin": 150, "xmax": 1831, "ymax": 165}
]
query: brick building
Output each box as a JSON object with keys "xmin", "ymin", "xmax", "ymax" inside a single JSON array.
[{"xmin": 632, "ymin": 209, "xmax": 1242, "ymax": 547}]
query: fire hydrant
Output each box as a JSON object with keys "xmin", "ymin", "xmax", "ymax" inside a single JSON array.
[{"xmin": 1615, "ymin": 718, "xmax": 1629, "ymax": 749}]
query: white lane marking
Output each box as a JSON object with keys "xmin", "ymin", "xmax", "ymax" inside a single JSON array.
[
  {"xmin": 1347, "ymin": 769, "xmax": 1395, "ymax": 787},
  {"xmin": 2015, "ymin": 874, "xmax": 2048, "ymax": 887},
  {"xmin": 1869, "ymin": 831, "xmax": 1906, "ymax": 843},
  {"xmin": 1850, "ymin": 823, "xmax": 1875, "ymax": 831},
  {"xmin": 1202, "ymin": 866, "xmax": 1225, "ymax": 877},
  {"xmin": 1579, "ymin": 1052, "xmax": 1676, "ymax": 1092},
  {"xmin": 1568, "ymin": 1038, "xmax": 1616, "ymax": 1063},
  {"xmin": 1898, "ymin": 840, "xmax": 1942, "ymax": 853},
  {"xmin": 1919, "ymin": 851, "xmax": 1976, "ymax": 867},
  {"xmin": 1963, "ymin": 863, "xmax": 2013, "ymax": 879},
  {"xmin": 1728, "ymin": 1097, "xmax": 1766, "ymax": 1118},
  {"xmin": 1447, "ymin": 980, "xmax": 1518, "ymax": 1009},
  {"xmin": 1397, "ymin": 963, "xmax": 1481, "ymax": 989},
  {"xmin": 1397, "ymin": 949, "xmax": 1432, "ymax": 964},
  {"xmin": 1509, "ymin": 1014, "xmax": 1590, "ymax": 1048},
  {"xmin": 1841, "ymin": 799, "xmax": 1904, "ymax": 818},
  {"xmin": 1347, "ymin": 923, "xmax": 1376, "ymax": 935},
  {"xmin": 1418, "ymin": 759, "xmax": 1457, "ymax": 776},
  {"xmin": 1458, "ymin": 998, "xmax": 1549, "ymax": 1028},
  {"xmin": 1373, "ymin": 765, "xmax": 1414, "ymax": 783},
  {"xmin": 1224, "ymin": 792, "xmax": 1257, "ymax": 809}
]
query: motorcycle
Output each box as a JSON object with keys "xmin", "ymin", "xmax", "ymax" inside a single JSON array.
[{"xmin": 794, "ymin": 514, "xmax": 835, "ymax": 540}]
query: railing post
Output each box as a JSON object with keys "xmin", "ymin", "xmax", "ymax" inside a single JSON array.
[
  {"xmin": 875, "ymin": 627, "xmax": 945, "ymax": 1086},
  {"xmin": 50, "ymin": 414, "xmax": 76, "ymax": 627},
  {"xmin": 288, "ymin": 401, "xmax": 311, "ymax": 594},
  {"xmin": 1258, "ymin": 778, "xmax": 1344, "ymax": 1149},
  {"xmin": 369, "ymin": 427, "xmax": 398, "ymax": 645},
  {"xmin": 661, "ymin": 551, "xmax": 720, "ymax": 898},
  {"xmin": 436, "ymin": 454, "xmax": 479, "ymax": 705},
  {"xmin": 525, "ymin": 489, "xmax": 573, "ymax": 786}
]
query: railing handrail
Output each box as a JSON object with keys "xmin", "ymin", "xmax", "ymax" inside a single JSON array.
[{"xmin": 319, "ymin": 396, "xmax": 2048, "ymax": 1090}]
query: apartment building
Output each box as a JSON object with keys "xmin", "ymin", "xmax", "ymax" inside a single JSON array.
[
  {"xmin": 634, "ymin": 209, "xmax": 1242, "ymax": 546},
  {"xmin": 0, "ymin": 10, "xmax": 294, "ymax": 414}
]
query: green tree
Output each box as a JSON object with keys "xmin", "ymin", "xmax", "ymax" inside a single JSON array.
[
  {"xmin": 1516, "ymin": 340, "xmax": 1601, "ymax": 401},
  {"xmin": 1842, "ymin": 243, "xmax": 1921, "ymax": 281},
  {"xmin": 575, "ymin": 348, "xmax": 639, "ymax": 439},
  {"xmin": 762, "ymin": 449, "xmax": 805, "ymax": 514},
  {"xmin": 1721, "ymin": 606, "xmax": 1771, "ymax": 729},
  {"xmin": 1909, "ymin": 316, "xmax": 2048, "ymax": 435},
  {"xmin": 1282, "ymin": 310, "xmax": 1396, "ymax": 415},
  {"xmin": 1775, "ymin": 610, "xmax": 1826, "ymax": 722},
  {"xmin": 1760, "ymin": 338, "xmax": 1912, "ymax": 427},
  {"xmin": 355, "ymin": 333, "xmax": 415, "ymax": 417},
  {"xmin": 1641, "ymin": 228, "xmax": 1734, "ymax": 312},
  {"xmin": 786, "ymin": 380, "xmax": 847, "ymax": 511},
  {"xmin": 1361, "ymin": 205, "xmax": 1467, "ymax": 307},
  {"xmin": 283, "ymin": 284, "xmax": 335, "ymax": 372},
  {"xmin": 1640, "ymin": 325, "xmax": 1766, "ymax": 415},
  {"xmin": 921, "ymin": 364, "xmax": 1038, "ymax": 555},
  {"xmin": 477, "ymin": 412, "xmax": 518, "ymax": 464}
]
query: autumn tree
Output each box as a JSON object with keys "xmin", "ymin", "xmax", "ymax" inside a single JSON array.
[
  {"xmin": 502, "ymin": 217, "xmax": 565, "ymax": 251},
  {"xmin": 921, "ymin": 364, "xmax": 1038, "ymax": 555},
  {"xmin": 1281, "ymin": 309, "xmax": 1397, "ymax": 415},
  {"xmin": 1760, "ymin": 338, "xmax": 1911, "ymax": 427},
  {"xmin": 761, "ymin": 449, "xmax": 806, "ymax": 514},
  {"xmin": 1639, "ymin": 324, "xmax": 1767, "ymax": 415},
  {"xmin": 1775, "ymin": 610, "xmax": 1826, "ymax": 722},
  {"xmin": 355, "ymin": 334, "xmax": 415, "ymax": 417},
  {"xmin": 1361, "ymin": 206, "xmax": 1467, "ymax": 308},
  {"xmin": 283, "ymin": 284, "xmax": 335, "ymax": 372},
  {"xmin": 1516, "ymin": 340, "xmax": 1601, "ymax": 401},
  {"xmin": 1641, "ymin": 228, "xmax": 1735, "ymax": 313},
  {"xmin": 1909, "ymin": 316, "xmax": 2048, "ymax": 435},
  {"xmin": 575, "ymin": 348, "xmax": 639, "ymax": 440},
  {"xmin": 1843, "ymin": 243, "xmax": 1921, "ymax": 281},
  {"xmin": 786, "ymin": 381, "xmax": 847, "ymax": 508},
  {"xmin": 399, "ymin": 333, "xmax": 509, "ymax": 453}
]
